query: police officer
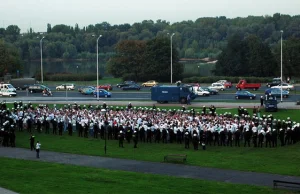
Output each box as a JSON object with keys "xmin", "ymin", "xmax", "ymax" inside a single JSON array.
[
  {"xmin": 118, "ymin": 130, "xmax": 124, "ymax": 148},
  {"xmin": 68, "ymin": 121, "xmax": 72, "ymax": 136},
  {"xmin": 184, "ymin": 131, "xmax": 189, "ymax": 149},
  {"xmin": 192, "ymin": 134, "xmax": 199, "ymax": 150},
  {"xmin": 29, "ymin": 134, "xmax": 35, "ymax": 151},
  {"xmin": 133, "ymin": 131, "xmax": 138, "ymax": 148}
]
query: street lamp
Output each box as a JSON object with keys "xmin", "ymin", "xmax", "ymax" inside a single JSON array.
[
  {"xmin": 280, "ymin": 30, "xmax": 283, "ymax": 102},
  {"xmin": 101, "ymin": 109, "xmax": 107, "ymax": 155},
  {"xmin": 40, "ymin": 36, "xmax": 45, "ymax": 83},
  {"xmin": 93, "ymin": 35, "xmax": 102, "ymax": 101},
  {"xmin": 197, "ymin": 65, "xmax": 200, "ymax": 75},
  {"xmin": 167, "ymin": 33, "xmax": 175, "ymax": 84}
]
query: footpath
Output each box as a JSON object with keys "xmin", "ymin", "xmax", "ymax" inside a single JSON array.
[{"xmin": 1, "ymin": 147, "xmax": 300, "ymax": 188}]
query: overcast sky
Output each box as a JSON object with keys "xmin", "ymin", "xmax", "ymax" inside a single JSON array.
[{"xmin": 1, "ymin": 0, "xmax": 299, "ymax": 33}]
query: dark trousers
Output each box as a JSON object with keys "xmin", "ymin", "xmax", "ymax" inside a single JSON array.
[
  {"xmin": 36, "ymin": 149, "xmax": 40, "ymax": 158},
  {"xmin": 30, "ymin": 143, "xmax": 35, "ymax": 151}
]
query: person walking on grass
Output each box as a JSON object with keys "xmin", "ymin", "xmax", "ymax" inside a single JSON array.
[{"xmin": 36, "ymin": 141, "xmax": 41, "ymax": 158}]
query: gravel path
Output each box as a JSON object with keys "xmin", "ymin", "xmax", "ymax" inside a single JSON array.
[{"xmin": 1, "ymin": 147, "xmax": 300, "ymax": 188}]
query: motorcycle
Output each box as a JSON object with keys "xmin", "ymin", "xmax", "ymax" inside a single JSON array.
[{"xmin": 42, "ymin": 89, "xmax": 52, "ymax": 96}]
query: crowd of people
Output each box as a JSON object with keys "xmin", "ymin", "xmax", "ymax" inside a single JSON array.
[{"xmin": 0, "ymin": 101, "xmax": 300, "ymax": 151}]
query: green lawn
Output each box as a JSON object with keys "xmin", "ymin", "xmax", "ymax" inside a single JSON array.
[
  {"xmin": 15, "ymin": 130, "xmax": 300, "ymax": 176},
  {"xmin": 0, "ymin": 157, "xmax": 292, "ymax": 194}
]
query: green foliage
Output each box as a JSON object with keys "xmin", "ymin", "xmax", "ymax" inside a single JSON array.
[
  {"xmin": 182, "ymin": 76, "xmax": 271, "ymax": 83},
  {"xmin": 107, "ymin": 37, "xmax": 183, "ymax": 82},
  {"xmin": 215, "ymin": 34, "xmax": 276, "ymax": 77},
  {"xmin": 0, "ymin": 39, "xmax": 21, "ymax": 77}
]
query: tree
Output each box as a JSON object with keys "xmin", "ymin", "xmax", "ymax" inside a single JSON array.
[{"xmin": 0, "ymin": 40, "xmax": 21, "ymax": 76}]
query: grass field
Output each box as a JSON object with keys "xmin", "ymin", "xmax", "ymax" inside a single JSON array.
[
  {"xmin": 0, "ymin": 157, "xmax": 293, "ymax": 194},
  {"xmin": 15, "ymin": 129, "xmax": 300, "ymax": 176}
]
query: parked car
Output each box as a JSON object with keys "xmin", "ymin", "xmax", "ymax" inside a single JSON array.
[
  {"xmin": 236, "ymin": 80, "xmax": 261, "ymax": 90},
  {"xmin": 0, "ymin": 83, "xmax": 17, "ymax": 92},
  {"xmin": 97, "ymin": 84, "xmax": 113, "ymax": 91},
  {"xmin": 93, "ymin": 89, "xmax": 111, "ymax": 98},
  {"xmin": 56, "ymin": 83, "xmax": 75, "ymax": 90},
  {"xmin": 265, "ymin": 88, "xmax": 289, "ymax": 98},
  {"xmin": 201, "ymin": 87, "xmax": 218, "ymax": 95},
  {"xmin": 192, "ymin": 86, "xmax": 210, "ymax": 96},
  {"xmin": 78, "ymin": 86, "xmax": 95, "ymax": 93},
  {"xmin": 122, "ymin": 84, "xmax": 141, "ymax": 91},
  {"xmin": 235, "ymin": 91, "xmax": 256, "ymax": 100},
  {"xmin": 209, "ymin": 83, "xmax": 225, "ymax": 91},
  {"xmin": 266, "ymin": 78, "xmax": 281, "ymax": 87},
  {"xmin": 81, "ymin": 87, "xmax": 95, "ymax": 95},
  {"xmin": 187, "ymin": 83, "xmax": 201, "ymax": 87},
  {"xmin": 216, "ymin": 80, "xmax": 232, "ymax": 88},
  {"xmin": 0, "ymin": 89, "xmax": 17, "ymax": 97},
  {"xmin": 142, "ymin": 80, "xmax": 158, "ymax": 87},
  {"xmin": 116, "ymin": 81, "xmax": 136, "ymax": 88},
  {"xmin": 271, "ymin": 83, "xmax": 294, "ymax": 90},
  {"xmin": 28, "ymin": 84, "xmax": 51, "ymax": 93}
]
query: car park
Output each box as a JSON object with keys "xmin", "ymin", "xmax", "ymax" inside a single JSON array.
[
  {"xmin": 192, "ymin": 86, "xmax": 210, "ymax": 96},
  {"xmin": 271, "ymin": 83, "xmax": 294, "ymax": 90},
  {"xmin": 122, "ymin": 84, "xmax": 141, "ymax": 91},
  {"xmin": 93, "ymin": 89, "xmax": 111, "ymax": 98},
  {"xmin": 28, "ymin": 84, "xmax": 51, "ymax": 93},
  {"xmin": 209, "ymin": 83, "xmax": 225, "ymax": 91},
  {"xmin": 142, "ymin": 80, "xmax": 158, "ymax": 87},
  {"xmin": 0, "ymin": 89, "xmax": 17, "ymax": 97},
  {"xmin": 201, "ymin": 87, "xmax": 218, "ymax": 95},
  {"xmin": 265, "ymin": 88, "xmax": 289, "ymax": 98},
  {"xmin": 56, "ymin": 83, "xmax": 75, "ymax": 90},
  {"xmin": 116, "ymin": 81, "xmax": 136, "ymax": 88},
  {"xmin": 235, "ymin": 91, "xmax": 256, "ymax": 99},
  {"xmin": 81, "ymin": 87, "xmax": 95, "ymax": 95},
  {"xmin": 97, "ymin": 84, "xmax": 113, "ymax": 91}
]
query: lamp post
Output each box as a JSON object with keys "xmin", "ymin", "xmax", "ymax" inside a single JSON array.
[
  {"xmin": 197, "ymin": 65, "xmax": 200, "ymax": 75},
  {"xmin": 96, "ymin": 35, "xmax": 102, "ymax": 101},
  {"xmin": 40, "ymin": 36, "xmax": 45, "ymax": 83},
  {"xmin": 101, "ymin": 109, "xmax": 107, "ymax": 155},
  {"xmin": 280, "ymin": 30, "xmax": 283, "ymax": 102},
  {"xmin": 169, "ymin": 33, "xmax": 175, "ymax": 84}
]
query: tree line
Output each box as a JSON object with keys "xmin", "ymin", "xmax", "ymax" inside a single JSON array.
[{"xmin": 0, "ymin": 13, "xmax": 300, "ymax": 79}]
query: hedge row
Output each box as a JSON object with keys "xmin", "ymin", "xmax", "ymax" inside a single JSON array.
[
  {"xmin": 35, "ymin": 73, "xmax": 102, "ymax": 81},
  {"xmin": 182, "ymin": 76, "xmax": 272, "ymax": 84}
]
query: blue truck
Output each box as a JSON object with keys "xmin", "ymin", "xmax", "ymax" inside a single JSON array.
[{"xmin": 151, "ymin": 85, "xmax": 196, "ymax": 104}]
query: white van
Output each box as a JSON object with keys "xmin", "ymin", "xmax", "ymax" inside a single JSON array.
[{"xmin": 0, "ymin": 83, "xmax": 17, "ymax": 92}]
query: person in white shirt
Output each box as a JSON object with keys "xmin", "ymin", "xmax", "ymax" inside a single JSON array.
[{"xmin": 36, "ymin": 141, "xmax": 41, "ymax": 158}]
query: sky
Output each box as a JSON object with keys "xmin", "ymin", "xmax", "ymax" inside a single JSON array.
[{"xmin": 1, "ymin": 0, "xmax": 299, "ymax": 33}]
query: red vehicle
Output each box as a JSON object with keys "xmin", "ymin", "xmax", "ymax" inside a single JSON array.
[
  {"xmin": 236, "ymin": 80, "xmax": 261, "ymax": 90},
  {"xmin": 188, "ymin": 83, "xmax": 200, "ymax": 87},
  {"xmin": 97, "ymin": 84, "xmax": 113, "ymax": 91}
]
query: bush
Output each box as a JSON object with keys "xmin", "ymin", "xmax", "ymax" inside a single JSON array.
[
  {"xmin": 35, "ymin": 73, "xmax": 102, "ymax": 81},
  {"xmin": 182, "ymin": 76, "xmax": 271, "ymax": 84}
]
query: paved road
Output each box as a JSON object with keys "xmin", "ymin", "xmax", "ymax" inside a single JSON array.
[
  {"xmin": 0, "ymin": 187, "xmax": 18, "ymax": 194},
  {"xmin": 4, "ymin": 90, "xmax": 300, "ymax": 102},
  {"xmin": 1, "ymin": 147, "xmax": 300, "ymax": 188}
]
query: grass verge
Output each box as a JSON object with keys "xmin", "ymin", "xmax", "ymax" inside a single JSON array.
[
  {"xmin": 0, "ymin": 157, "xmax": 292, "ymax": 194},
  {"xmin": 15, "ymin": 131, "xmax": 300, "ymax": 176}
]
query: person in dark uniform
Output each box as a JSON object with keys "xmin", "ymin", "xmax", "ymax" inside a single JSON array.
[
  {"xmin": 202, "ymin": 106, "xmax": 206, "ymax": 115},
  {"xmin": 260, "ymin": 96, "xmax": 264, "ymax": 107},
  {"xmin": 78, "ymin": 123, "xmax": 83, "ymax": 137},
  {"xmin": 36, "ymin": 119, "xmax": 42, "ymax": 133},
  {"xmin": 29, "ymin": 134, "xmax": 35, "ymax": 151},
  {"xmin": 252, "ymin": 127, "xmax": 258, "ymax": 147},
  {"xmin": 118, "ymin": 130, "xmax": 124, "ymax": 148},
  {"xmin": 244, "ymin": 129, "xmax": 251, "ymax": 147},
  {"xmin": 220, "ymin": 129, "xmax": 226, "ymax": 146},
  {"xmin": 265, "ymin": 129, "xmax": 272, "ymax": 148},
  {"xmin": 52, "ymin": 119, "xmax": 57, "ymax": 135},
  {"xmin": 133, "ymin": 131, "xmax": 138, "ymax": 148},
  {"xmin": 202, "ymin": 130, "xmax": 206, "ymax": 150},
  {"xmin": 93, "ymin": 122, "xmax": 99, "ymax": 138},
  {"xmin": 177, "ymin": 128, "xmax": 182, "ymax": 144},
  {"xmin": 102, "ymin": 102, "xmax": 107, "ymax": 110},
  {"xmin": 68, "ymin": 121, "xmax": 72, "ymax": 136},
  {"xmin": 84, "ymin": 123, "xmax": 88, "ymax": 138},
  {"xmin": 227, "ymin": 129, "xmax": 233, "ymax": 147},
  {"xmin": 234, "ymin": 128, "xmax": 240, "ymax": 147},
  {"xmin": 139, "ymin": 126, "xmax": 145, "ymax": 142},
  {"xmin": 258, "ymin": 130, "xmax": 264, "ymax": 148},
  {"xmin": 125, "ymin": 124, "xmax": 132, "ymax": 143},
  {"xmin": 27, "ymin": 117, "xmax": 32, "ymax": 133},
  {"xmin": 162, "ymin": 128, "xmax": 167, "ymax": 143},
  {"xmin": 18, "ymin": 117, "xmax": 23, "ymax": 131},
  {"xmin": 271, "ymin": 128, "xmax": 277, "ymax": 147},
  {"xmin": 127, "ymin": 102, "xmax": 132, "ymax": 110},
  {"xmin": 155, "ymin": 128, "xmax": 161, "ymax": 143},
  {"xmin": 184, "ymin": 131, "xmax": 189, "ymax": 149},
  {"xmin": 107, "ymin": 124, "xmax": 113, "ymax": 140},
  {"xmin": 214, "ymin": 128, "xmax": 220, "ymax": 146},
  {"xmin": 279, "ymin": 128, "xmax": 285, "ymax": 146},
  {"xmin": 45, "ymin": 119, "xmax": 50, "ymax": 134},
  {"xmin": 192, "ymin": 134, "xmax": 199, "ymax": 150},
  {"xmin": 146, "ymin": 127, "xmax": 152, "ymax": 143},
  {"xmin": 58, "ymin": 120, "xmax": 63, "ymax": 136}
]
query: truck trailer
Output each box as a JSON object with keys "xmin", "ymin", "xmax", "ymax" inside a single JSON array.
[{"xmin": 151, "ymin": 85, "xmax": 196, "ymax": 104}]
